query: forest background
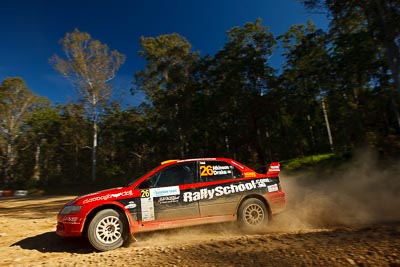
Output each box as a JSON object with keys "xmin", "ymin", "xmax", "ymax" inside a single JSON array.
[{"xmin": 1, "ymin": 0, "xmax": 399, "ymax": 194}]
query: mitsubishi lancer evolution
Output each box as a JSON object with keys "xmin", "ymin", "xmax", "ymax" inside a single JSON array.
[{"xmin": 56, "ymin": 158, "xmax": 286, "ymax": 251}]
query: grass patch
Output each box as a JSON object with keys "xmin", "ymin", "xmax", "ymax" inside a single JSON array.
[{"xmin": 280, "ymin": 153, "xmax": 339, "ymax": 171}]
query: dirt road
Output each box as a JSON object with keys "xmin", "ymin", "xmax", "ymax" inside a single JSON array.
[
  {"xmin": 0, "ymin": 195, "xmax": 399, "ymax": 266},
  {"xmin": 1, "ymin": 153, "xmax": 400, "ymax": 266}
]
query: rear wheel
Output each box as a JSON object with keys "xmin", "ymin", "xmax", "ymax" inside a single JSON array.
[
  {"xmin": 87, "ymin": 209, "xmax": 128, "ymax": 251},
  {"xmin": 238, "ymin": 198, "xmax": 269, "ymax": 233}
]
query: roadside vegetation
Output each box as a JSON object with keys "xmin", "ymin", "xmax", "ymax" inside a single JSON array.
[{"xmin": 281, "ymin": 153, "xmax": 338, "ymax": 171}]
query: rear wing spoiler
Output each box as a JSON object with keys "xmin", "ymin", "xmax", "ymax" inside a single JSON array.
[{"xmin": 266, "ymin": 162, "xmax": 280, "ymax": 176}]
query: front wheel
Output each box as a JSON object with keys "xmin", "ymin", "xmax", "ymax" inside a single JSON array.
[
  {"xmin": 238, "ymin": 198, "xmax": 269, "ymax": 233},
  {"xmin": 87, "ymin": 209, "xmax": 128, "ymax": 251}
]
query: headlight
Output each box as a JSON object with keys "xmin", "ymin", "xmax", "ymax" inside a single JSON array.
[{"xmin": 60, "ymin": 205, "xmax": 82, "ymax": 215}]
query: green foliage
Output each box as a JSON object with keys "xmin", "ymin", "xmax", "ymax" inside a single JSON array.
[
  {"xmin": 277, "ymin": 20, "xmax": 333, "ymax": 156},
  {"xmin": 135, "ymin": 33, "xmax": 198, "ymax": 103},
  {"xmin": 2, "ymin": 8, "xmax": 400, "ymax": 194},
  {"xmin": 0, "ymin": 77, "xmax": 48, "ymax": 185},
  {"xmin": 281, "ymin": 153, "xmax": 336, "ymax": 171},
  {"xmin": 134, "ymin": 33, "xmax": 200, "ymax": 160},
  {"xmin": 301, "ymin": 0, "xmax": 400, "ymax": 130}
]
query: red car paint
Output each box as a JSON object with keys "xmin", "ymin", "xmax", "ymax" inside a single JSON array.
[{"xmin": 56, "ymin": 158, "xmax": 286, "ymax": 251}]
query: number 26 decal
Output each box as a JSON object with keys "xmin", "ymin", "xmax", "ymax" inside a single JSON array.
[
  {"xmin": 200, "ymin": 165, "xmax": 214, "ymax": 176},
  {"xmin": 141, "ymin": 189, "xmax": 150, "ymax": 198}
]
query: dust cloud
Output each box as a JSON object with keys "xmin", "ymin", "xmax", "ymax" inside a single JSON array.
[
  {"xmin": 133, "ymin": 223, "xmax": 242, "ymax": 247},
  {"xmin": 272, "ymin": 148, "xmax": 400, "ymax": 231},
  {"xmin": 133, "ymin": 149, "xmax": 400, "ymax": 246}
]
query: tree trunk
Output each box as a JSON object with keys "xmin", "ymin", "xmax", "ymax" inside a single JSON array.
[
  {"xmin": 321, "ymin": 99, "xmax": 334, "ymax": 151},
  {"xmin": 92, "ymin": 120, "xmax": 97, "ymax": 182},
  {"xmin": 32, "ymin": 144, "xmax": 41, "ymax": 181},
  {"xmin": 4, "ymin": 140, "xmax": 17, "ymax": 184}
]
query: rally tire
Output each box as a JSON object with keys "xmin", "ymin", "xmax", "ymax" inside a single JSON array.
[
  {"xmin": 87, "ymin": 209, "xmax": 128, "ymax": 251},
  {"xmin": 238, "ymin": 198, "xmax": 269, "ymax": 233}
]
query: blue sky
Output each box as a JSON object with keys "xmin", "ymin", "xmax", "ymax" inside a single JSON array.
[{"xmin": 0, "ymin": 0, "xmax": 329, "ymax": 106}]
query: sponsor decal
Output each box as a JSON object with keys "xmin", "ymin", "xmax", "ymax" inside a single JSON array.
[
  {"xmin": 63, "ymin": 216, "xmax": 79, "ymax": 222},
  {"xmin": 83, "ymin": 190, "xmax": 133, "ymax": 204},
  {"xmin": 183, "ymin": 179, "xmax": 279, "ymax": 202},
  {"xmin": 244, "ymin": 172, "xmax": 256, "ymax": 178},
  {"xmin": 267, "ymin": 184, "xmax": 279, "ymax": 192},
  {"xmin": 141, "ymin": 197, "xmax": 155, "ymax": 221},
  {"xmin": 125, "ymin": 201, "xmax": 137, "ymax": 209},
  {"xmin": 267, "ymin": 163, "xmax": 280, "ymax": 174},
  {"xmin": 158, "ymin": 195, "xmax": 180, "ymax": 204},
  {"xmin": 150, "ymin": 186, "xmax": 180, "ymax": 197},
  {"xmin": 269, "ymin": 165, "xmax": 280, "ymax": 171},
  {"xmin": 184, "ymin": 180, "xmax": 258, "ymax": 202},
  {"xmin": 255, "ymin": 178, "xmax": 271, "ymax": 188},
  {"xmin": 139, "ymin": 186, "xmax": 180, "ymax": 221},
  {"xmin": 63, "ymin": 216, "xmax": 80, "ymax": 224}
]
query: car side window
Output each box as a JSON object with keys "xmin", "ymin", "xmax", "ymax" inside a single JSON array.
[
  {"xmin": 139, "ymin": 162, "xmax": 196, "ymax": 189},
  {"xmin": 199, "ymin": 161, "xmax": 243, "ymax": 182}
]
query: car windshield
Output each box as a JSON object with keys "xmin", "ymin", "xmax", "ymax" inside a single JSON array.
[{"xmin": 125, "ymin": 165, "xmax": 161, "ymax": 187}]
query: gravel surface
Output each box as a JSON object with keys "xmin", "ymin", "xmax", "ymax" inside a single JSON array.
[
  {"xmin": 0, "ymin": 196, "xmax": 399, "ymax": 267},
  {"xmin": 2, "ymin": 154, "xmax": 400, "ymax": 266}
]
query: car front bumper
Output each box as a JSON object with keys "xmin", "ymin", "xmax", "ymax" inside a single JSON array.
[{"xmin": 56, "ymin": 215, "xmax": 85, "ymax": 237}]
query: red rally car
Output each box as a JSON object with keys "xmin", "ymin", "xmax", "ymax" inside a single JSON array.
[{"xmin": 56, "ymin": 158, "xmax": 286, "ymax": 251}]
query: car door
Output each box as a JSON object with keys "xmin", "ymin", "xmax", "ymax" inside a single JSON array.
[
  {"xmin": 137, "ymin": 161, "xmax": 200, "ymax": 222},
  {"xmin": 197, "ymin": 160, "xmax": 245, "ymax": 217}
]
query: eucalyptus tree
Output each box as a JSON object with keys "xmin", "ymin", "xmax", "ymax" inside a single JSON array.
[
  {"xmin": 0, "ymin": 77, "xmax": 47, "ymax": 185},
  {"xmin": 50, "ymin": 29, "xmax": 125, "ymax": 181},
  {"xmin": 134, "ymin": 33, "xmax": 199, "ymax": 159},
  {"xmin": 301, "ymin": 0, "xmax": 400, "ymax": 131},
  {"xmin": 57, "ymin": 103, "xmax": 92, "ymax": 183},
  {"xmin": 201, "ymin": 19, "xmax": 276, "ymax": 165},
  {"xmin": 97, "ymin": 103, "xmax": 156, "ymax": 184},
  {"xmin": 23, "ymin": 105, "xmax": 60, "ymax": 182},
  {"xmin": 278, "ymin": 21, "xmax": 334, "ymax": 154}
]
